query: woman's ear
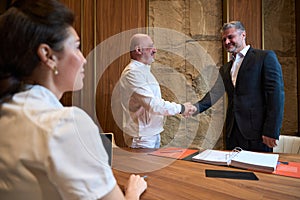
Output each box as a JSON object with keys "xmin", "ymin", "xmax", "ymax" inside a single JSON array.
[{"xmin": 37, "ymin": 44, "xmax": 57, "ymax": 70}]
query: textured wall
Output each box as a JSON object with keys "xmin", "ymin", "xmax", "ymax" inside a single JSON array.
[
  {"xmin": 264, "ymin": 0, "xmax": 297, "ymax": 135},
  {"xmin": 149, "ymin": 0, "xmax": 297, "ymax": 149},
  {"xmin": 149, "ymin": 0, "xmax": 224, "ymax": 149}
]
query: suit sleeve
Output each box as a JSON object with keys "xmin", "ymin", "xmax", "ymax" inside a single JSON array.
[
  {"xmin": 262, "ymin": 50, "xmax": 285, "ymax": 139},
  {"xmin": 193, "ymin": 70, "xmax": 225, "ymax": 115}
]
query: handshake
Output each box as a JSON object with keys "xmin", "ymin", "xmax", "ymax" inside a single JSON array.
[{"xmin": 181, "ymin": 102, "xmax": 197, "ymax": 118}]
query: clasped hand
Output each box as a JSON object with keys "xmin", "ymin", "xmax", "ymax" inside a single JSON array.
[{"xmin": 181, "ymin": 102, "xmax": 197, "ymax": 118}]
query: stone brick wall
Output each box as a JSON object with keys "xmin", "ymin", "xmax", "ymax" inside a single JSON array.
[{"xmin": 149, "ymin": 0, "xmax": 224, "ymax": 149}]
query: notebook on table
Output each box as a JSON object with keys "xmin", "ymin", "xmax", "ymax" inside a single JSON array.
[{"xmin": 192, "ymin": 147, "xmax": 279, "ymax": 173}]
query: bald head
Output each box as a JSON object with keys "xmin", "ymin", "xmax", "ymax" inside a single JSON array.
[
  {"xmin": 129, "ymin": 33, "xmax": 157, "ymax": 65},
  {"xmin": 130, "ymin": 34, "xmax": 152, "ymax": 52}
]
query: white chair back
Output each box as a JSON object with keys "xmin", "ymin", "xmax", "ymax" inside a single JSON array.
[{"xmin": 273, "ymin": 135, "xmax": 300, "ymax": 154}]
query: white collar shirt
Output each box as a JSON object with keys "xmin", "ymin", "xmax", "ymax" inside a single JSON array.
[
  {"xmin": 0, "ymin": 85, "xmax": 115, "ymax": 199},
  {"xmin": 119, "ymin": 59, "xmax": 181, "ymax": 137},
  {"xmin": 231, "ymin": 45, "xmax": 250, "ymax": 86}
]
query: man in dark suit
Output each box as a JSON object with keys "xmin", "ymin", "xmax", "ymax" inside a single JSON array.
[{"xmin": 193, "ymin": 21, "xmax": 284, "ymax": 152}]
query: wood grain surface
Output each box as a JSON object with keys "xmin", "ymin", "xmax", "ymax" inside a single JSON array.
[{"xmin": 112, "ymin": 148, "xmax": 300, "ymax": 200}]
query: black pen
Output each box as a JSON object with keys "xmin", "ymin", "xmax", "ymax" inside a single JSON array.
[{"xmin": 280, "ymin": 161, "xmax": 289, "ymax": 165}]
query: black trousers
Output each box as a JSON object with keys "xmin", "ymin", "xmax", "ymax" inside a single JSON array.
[{"xmin": 226, "ymin": 120, "xmax": 273, "ymax": 152}]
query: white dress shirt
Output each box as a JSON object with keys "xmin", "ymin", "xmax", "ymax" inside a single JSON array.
[
  {"xmin": 0, "ymin": 85, "xmax": 115, "ymax": 199},
  {"xmin": 119, "ymin": 59, "xmax": 182, "ymax": 137},
  {"xmin": 231, "ymin": 45, "xmax": 250, "ymax": 86}
]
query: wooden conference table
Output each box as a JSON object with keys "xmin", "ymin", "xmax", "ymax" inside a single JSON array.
[{"xmin": 112, "ymin": 148, "xmax": 300, "ymax": 200}]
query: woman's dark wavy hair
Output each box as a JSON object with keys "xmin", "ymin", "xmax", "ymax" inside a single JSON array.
[{"xmin": 0, "ymin": 0, "xmax": 74, "ymax": 104}]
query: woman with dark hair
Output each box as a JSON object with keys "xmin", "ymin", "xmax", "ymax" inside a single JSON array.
[{"xmin": 0, "ymin": 0, "xmax": 147, "ymax": 199}]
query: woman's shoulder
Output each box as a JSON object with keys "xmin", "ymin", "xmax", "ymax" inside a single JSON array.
[{"xmin": 16, "ymin": 86, "xmax": 98, "ymax": 132}]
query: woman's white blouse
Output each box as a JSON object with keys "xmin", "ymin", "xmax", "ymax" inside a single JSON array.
[{"xmin": 0, "ymin": 85, "xmax": 116, "ymax": 200}]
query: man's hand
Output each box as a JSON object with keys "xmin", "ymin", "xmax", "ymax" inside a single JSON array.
[
  {"xmin": 262, "ymin": 135, "xmax": 277, "ymax": 148},
  {"xmin": 182, "ymin": 102, "xmax": 197, "ymax": 117}
]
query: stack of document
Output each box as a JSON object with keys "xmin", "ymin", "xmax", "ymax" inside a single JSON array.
[{"xmin": 192, "ymin": 148, "xmax": 279, "ymax": 173}]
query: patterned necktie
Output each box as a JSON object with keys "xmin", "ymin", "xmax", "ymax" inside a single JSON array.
[{"xmin": 230, "ymin": 53, "xmax": 244, "ymax": 86}]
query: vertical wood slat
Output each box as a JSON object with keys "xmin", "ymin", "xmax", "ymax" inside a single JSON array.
[
  {"xmin": 59, "ymin": 0, "xmax": 82, "ymax": 106},
  {"xmin": 59, "ymin": 0, "xmax": 147, "ymax": 146},
  {"xmin": 296, "ymin": 0, "xmax": 300, "ymax": 136},
  {"xmin": 78, "ymin": 0, "xmax": 97, "ymax": 120},
  {"xmin": 227, "ymin": 0, "xmax": 262, "ymax": 49},
  {"xmin": 95, "ymin": 0, "xmax": 147, "ymax": 146}
]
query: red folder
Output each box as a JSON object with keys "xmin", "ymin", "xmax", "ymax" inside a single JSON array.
[
  {"xmin": 149, "ymin": 147, "xmax": 199, "ymax": 160},
  {"xmin": 273, "ymin": 161, "xmax": 300, "ymax": 178}
]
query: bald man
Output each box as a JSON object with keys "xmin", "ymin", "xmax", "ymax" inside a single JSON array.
[{"xmin": 119, "ymin": 34, "xmax": 195, "ymax": 148}]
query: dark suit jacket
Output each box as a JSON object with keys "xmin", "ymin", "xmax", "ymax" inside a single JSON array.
[{"xmin": 195, "ymin": 47, "xmax": 285, "ymax": 140}]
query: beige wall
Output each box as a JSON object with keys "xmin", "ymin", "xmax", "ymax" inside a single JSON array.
[{"xmin": 149, "ymin": 0, "xmax": 224, "ymax": 149}]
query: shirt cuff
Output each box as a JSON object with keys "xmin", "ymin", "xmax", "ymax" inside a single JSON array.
[{"xmin": 179, "ymin": 104, "xmax": 185, "ymax": 114}]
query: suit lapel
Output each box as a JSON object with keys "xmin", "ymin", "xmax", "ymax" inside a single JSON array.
[
  {"xmin": 235, "ymin": 47, "xmax": 255, "ymax": 85},
  {"xmin": 239, "ymin": 47, "xmax": 254, "ymax": 69},
  {"xmin": 223, "ymin": 60, "xmax": 234, "ymax": 89}
]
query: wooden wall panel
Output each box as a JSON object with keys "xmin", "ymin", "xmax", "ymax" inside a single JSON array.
[
  {"xmin": 297, "ymin": 0, "xmax": 300, "ymax": 136},
  {"xmin": 59, "ymin": 0, "xmax": 147, "ymax": 146},
  {"xmin": 60, "ymin": 0, "xmax": 82, "ymax": 106},
  {"xmin": 225, "ymin": 0, "xmax": 262, "ymax": 49},
  {"xmin": 78, "ymin": 0, "xmax": 97, "ymax": 119},
  {"xmin": 95, "ymin": 0, "xmax": 147, "ymax": 146}
]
